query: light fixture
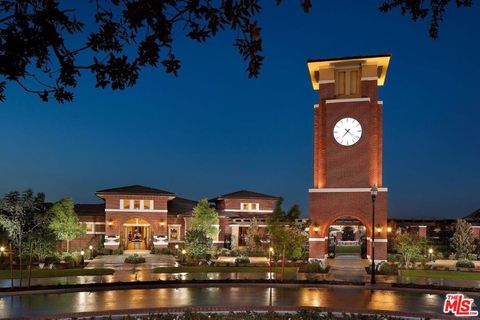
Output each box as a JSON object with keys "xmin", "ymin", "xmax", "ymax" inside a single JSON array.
[
  {"xmin": 370, "ymin": 185, "xmax": 378, "ymax": 199},
  {"xmin": 269, "ymin": 247, "xmax": 274, "ymax": 253},
  {"xmin": 80, "ymin": 250, "xmax": 85, "ymax": 256},
  {"xmin": 313, "ymin": 226, "xmax": 319, "ymax": 233},
  {"xmin": 89, "ymin": 245, "xmax": 93, "ymax": 250},
  {"xmin": 175, "ymin": 244, "xmax": 179, "ymax": 250},
  {"xmin": 181, "ymin": 249, "xmax": 186, "ymax": 255},
  {"xmin": 160, "ymin": 221, "xmax": 165, "ymax": 227},
  {"xmin": 0, "ymin": 246, "xmax": 4, "ymax": 253},
  {"xmin": 376, "ymin": 226, "xmax": 382, "ymax": 233},
  {"xmin": 108, "ymin": 220, "xmax": 113, "ymax": 227},
  {"xmin": 387, "ymin": 226, "xmax": 392, "ymax": 233},
  {"xmin": 428, "ymin": 248, "xmax": 433, "ymax": 254}
]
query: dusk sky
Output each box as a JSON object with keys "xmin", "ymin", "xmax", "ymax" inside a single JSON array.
[{"xmin": 0, "ymin": 2, "xmax": 479, "ymax": 219}]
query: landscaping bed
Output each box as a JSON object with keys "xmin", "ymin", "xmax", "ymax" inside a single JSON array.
[
  {"xmin": 0, "ymin": 268, "xmax": 114, "ymax": 279},
  {"xmin": 153, "ymin": 266, "xmax": 298, "ymax": 273}
]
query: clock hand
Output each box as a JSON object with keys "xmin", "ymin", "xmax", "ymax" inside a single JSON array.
[
  {"xmin": 348, "ymin": 131, "xmax": 359, "ymax": 139},
  {"xmin": 342, "ymin": 128, "xmax": 351, "ymax": 138}
]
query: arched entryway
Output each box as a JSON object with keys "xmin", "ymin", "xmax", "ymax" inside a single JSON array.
[
  {"xmin": 327, "ymin": 217, "xmax": 367, "ymax": 260},
  {"xmin": 122, "ymin": 218, "xmax": 152, "ymax": 250}
]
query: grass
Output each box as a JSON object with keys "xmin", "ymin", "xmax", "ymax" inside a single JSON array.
[
  {"xmin": 153, "ymin": 266, "xmax": 298, "ymax": 273},
  {"xmin": 401, "ymin": 269, "xmax": 480, "ymax": 281},
  {"xmin": 0, "ymin": 268, "xmax": 114, "ymax": 279},
  {"xmin": 335, "ymin": 245, "xmax": 360, "ymax": 254}
]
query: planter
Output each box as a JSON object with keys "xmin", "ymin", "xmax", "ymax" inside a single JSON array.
[{"xmin": 38, "ymin": 263, "xmax": 45, "ymax": 269}]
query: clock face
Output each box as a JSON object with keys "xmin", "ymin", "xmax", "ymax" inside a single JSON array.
[{"xmin": 333, "ymin": 117, "xmax": 362, "ymax": 146}]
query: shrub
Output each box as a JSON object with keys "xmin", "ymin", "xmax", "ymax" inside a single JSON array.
[
  {"xmin": 113, "ymin": 247, "xmax": 124, "ymax": 255},
  {"xmin": 97, "ymin": 248, "xmax": 112, "ymax": 255},
  {"xmin": 456, "ymin": 259, "xmax": 475, "ymax": 268},
  {"xmin": 151, "ymin": 247, "xmax": 175, "ymax": 255},
  {"xmin": 44, "ymin": 255, "xmax": 61, "ymax": 265},
  {"xmin": 468, "ymin": 253, "xmax": 478, "ymax": 261},
  {"xmin": 411, "ymin": 255, "xmax": 426, "ymax": 264},
  {"xmin": 387, "ymin": 253, "xmax": 402, "ymax": 263},
  {"xmin": 234, "ymin": 256, "xmax": 250, "ymax": 266},
  {"xmin": 124, "ymin": 254, "xmax": 146, "ymax": 264},
  {"xmin": 217, "ymin": 248, "xmax": 231, "ymax": 257},
  {"xmin": 303, "ymin": 261, "xmax": 328, "ymax": 273},
  {"xmin": 377, "ymin": 262, "xmax": 398, "ymax": 275},
  {"xmin": 62, "ymin": 252, "xmax": 82, "ymax": 268}
]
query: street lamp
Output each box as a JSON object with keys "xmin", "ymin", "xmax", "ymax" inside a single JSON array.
[
  {"xmin": 370, "ymin": 185, "xmax": 378, "ymax": 285},
  {"xmin": 428, "ymin": 248, "xmax": 434, "ymax": 262},
  {"xmin": 88, "ymin": 245, "xmax": 93, "ymax": 260},
  {"xmin": 181, "ymin": 249, "xmax": 186, "ymax": 264}
]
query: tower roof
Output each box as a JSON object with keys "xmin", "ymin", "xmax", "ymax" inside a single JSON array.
[
  {"xmin": 307, "ymin": 53, "xmax": 391, "ymax": 90},
  {"xmin": 96, "ymin": 185, "xmax": 175, "ymax": 197}
]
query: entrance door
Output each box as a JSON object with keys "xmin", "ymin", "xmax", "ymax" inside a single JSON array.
[{"xmin": 122, "ymin": 218, "xmax": 151, "ymax": 250}]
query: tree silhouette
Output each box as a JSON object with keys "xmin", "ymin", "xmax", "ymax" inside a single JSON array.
[{"xmin": 0, "ymin": 0, "xmax": 473, "ymax": 103}]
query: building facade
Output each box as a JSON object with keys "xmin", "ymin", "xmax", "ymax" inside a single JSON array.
[{"xmin": 68, "ymin": 185, "xmax": 279, "ymax": 252}]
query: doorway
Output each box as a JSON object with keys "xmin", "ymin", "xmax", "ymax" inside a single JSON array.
[{"xmin": 122, "ymin": 218, "xmax": 151, "ymax": 250}]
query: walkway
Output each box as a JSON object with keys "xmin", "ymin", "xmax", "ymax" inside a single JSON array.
[{"xmin": 326, "ymin": 254, "xmax": 369, "ymax": 282}]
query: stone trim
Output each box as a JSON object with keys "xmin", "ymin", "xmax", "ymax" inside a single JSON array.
[
  {"xmin": 325, "ymin": 97, "xmax": 371, "ymax": 104},
  {"xmin": 309, "ymin": 187, "xmax": 388, "ymax": 193}
]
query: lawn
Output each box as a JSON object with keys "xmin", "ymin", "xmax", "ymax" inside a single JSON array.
[
  {"xmin": 401, "ymin": 269, "xmax": 480, "ymax": 281},
  {"xmin": 154, "ymin": 266, "xmax": 298, "ymax": 273},
  {"xmin": 0, "ymin": 268, "xmax": 114, "ymax": 279},
  {"xmin": 335, "ymin": 245, "xmax": 360, "ymax": 254}
]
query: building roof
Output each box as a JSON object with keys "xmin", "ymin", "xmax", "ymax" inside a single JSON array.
[
  {"xmin": 167, "ymin": 197, "xmax": 198, "ymax": 216},
  {"xmin": 210, "ymin": 190, "xmax": 278, "ymax": 202},
  {"xmin": 74, "ymin": 203, "xmax": 105, "ymax": 217},
  {"xmin": 464, "ymin": 208, "xmax": 480, "ymax": 221},
  {"xmin": 95, "ymin": 185, "xmax": 175, "ymax": 196},
  {"xmin": 306, "ymin": 53, "xmax": 391, "ymax": 89}
]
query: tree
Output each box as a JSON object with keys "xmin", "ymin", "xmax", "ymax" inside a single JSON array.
[
  {"xmin": 245, "ymin": 217, "xmax": 260, "ymax": 249},
  {"xmin": 26, "ymin": 222, "xmax": 57, "ymax": 264},
  {"xmin": 394, "ymin": 233, "xmax": 425, "ymax": 268},
  {"xmin": 451, "ymin": 219, "xmax": 476, "ymax": 259},
  {"xmin": 0, "ymin": 1, "xmax": 471, "ymax": 103},
  {"xmin": 49, "ymin": 197, "xmax": 85, "ymax": 252},
  {"xmin": 185, "ymin": 228, "xmax": 210, "ymax": 261},
  {"xmin": 191, "ymin": 198, "xmax": 218, "ymax": 240},
  {"xmin": 266, "ymin": 198, "xmax": 307, "ymax": 278},
  {"xmin": 0, "ymin": 190, "xmax": 47, "ymax": 286}
]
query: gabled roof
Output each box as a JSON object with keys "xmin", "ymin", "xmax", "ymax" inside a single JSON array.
[
  {"xmin": 96, "ymin": 185, "xmax": 175, "ymax": 196},
  {"xmin": 74, "ymin": 203, "xmax": 105, "ymax": 217},
  {"xmin": 210, "ymin": 189, "xmax": 278, "ymax": 202},
  {"xmin": 464, "ymin": 208, "xmax": 480, "ymax": 221},
  {"xmin": 168, "ymin": 197, "xmax": 198, "ymax": 216}
]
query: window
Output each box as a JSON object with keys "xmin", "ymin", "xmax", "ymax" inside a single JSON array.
[
  {"xmin": 335, "ymin": 68, "xmax": 360, "ymax": 98},
  {"xmin": 133, "ymin": 200, "xmax": 140, "ymax": 209},
  {"xmin": 121, "ymin": 199, "xmax": 154, "ymax": 210},
  {"xmin": 240, "ymin": 203, "xmax": 260, "ymax": 211},
  {"xmin": 122, "ymin": 199, "xmax": 131, "ymax": 210},
  {"xmin": 169, "ymin": 225, "xmax": 181, "ymax": 241},
  {"xmin": 85, "ymin": 223, "xmax": 94, "ymax": 234},
  {"xmin": 143, "ymin": 200, "xmax": 151, "ymax": 210}
]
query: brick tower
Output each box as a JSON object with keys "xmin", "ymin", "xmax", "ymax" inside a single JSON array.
[{"xmin": 306, "ymin": 54, "xmax": 390, "ymax": 262}]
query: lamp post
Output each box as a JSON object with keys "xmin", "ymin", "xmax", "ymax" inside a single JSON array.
[
  {"xmin": 370, "ymin": 185, "xmax": 378, "ymax": 285},
  {"xmin": 88, "ymin": 245, "xmax": 93, "ymax": 260},
  {"xmin": 428, "ymin": 248, "xmax": 433, "ymax": 262}
]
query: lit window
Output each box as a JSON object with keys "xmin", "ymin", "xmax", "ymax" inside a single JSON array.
[
  {"xmin": 143, "ymin": 200, "xmax": 151, "ymax": 210},
  {"xmin": 85, "ymin": 223, "xmax": 94, "ymax": 233},
  {"xmin": 134, "ymin": 200, "xmax": 140, "ymax": 209},
  {"xmin": 251, "ymin": 203, "xmax": 259, "ymax": 210},
  {"xmin": 122, "ymin": 199, "xmax": 131, "ymax": 210},
  {"xmin": 169, "ymin": 225, "xmax": 181, "ymax": 241},
  {"xmin": 241, "ymin": 203, "xmax": 249, "ymax": 210}
]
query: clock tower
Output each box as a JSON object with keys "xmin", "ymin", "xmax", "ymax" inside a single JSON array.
[{"xmin": 306, "ymin": 54, "xmax": 390, "ymax": 262}]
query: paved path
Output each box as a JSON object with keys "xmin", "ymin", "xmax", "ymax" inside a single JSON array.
[
  {"xmin": 326, "ymin": 254, "xmax": 369, "ymax": 282},
  {"xmin": 1, "ymin": 285, "xmax": 475, "ymax": 319},
  {"xmin": 85, "ymin": 253, "xmax": 177, "ymax": 271}
]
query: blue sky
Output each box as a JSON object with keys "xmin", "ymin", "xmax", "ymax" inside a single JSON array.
[{"xmin": 0, "ymin": 1, "xmax": 479, "ymax": 219}]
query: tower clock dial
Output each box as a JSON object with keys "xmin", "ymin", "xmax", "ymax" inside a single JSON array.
[{"xmin": 333, "ymin": 117, "xmax": 362, "ymax": 146}]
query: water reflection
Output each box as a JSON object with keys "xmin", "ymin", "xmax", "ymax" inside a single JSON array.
[{"xmin": 0, "ymin": 285, "xmax": 474, "ymax": 319}]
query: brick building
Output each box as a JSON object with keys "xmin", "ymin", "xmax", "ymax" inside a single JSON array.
[{"xmin": 67, "ymin": 185, "xmax": 279, "ymax": 252}]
